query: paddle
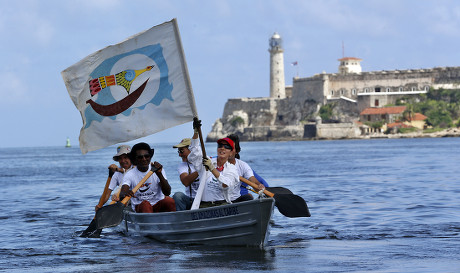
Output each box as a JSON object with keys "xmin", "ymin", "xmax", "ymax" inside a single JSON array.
[
  {"xmin": 95, "ymin": 165, "xmax": 158, "ymax": 229},
  {"xmin": 245, "ymin": 186, "xmax": 292, "ymax": 195},
  {"xmin": 240, "ymin": 177, "xmax": 311, "ymax": 218},
  {"xmin": 80, "ymin": 188, "xmax": 122, "ymax": 238},
  {"xmin": 80, "ymin": 171, "xmax": 114, "ymax": 238},
  {"xmin": 266, "ymin": 187, "xmax": 292, "ymax": 194}
]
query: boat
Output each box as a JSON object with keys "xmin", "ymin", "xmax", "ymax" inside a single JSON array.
[{"xmin": 119, "ymin": 198, "xmax": 275, "ymax": 247}]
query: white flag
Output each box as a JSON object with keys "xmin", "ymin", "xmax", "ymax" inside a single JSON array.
[{"xmin": 62, "ymin": 19, "xmax": 197, "ymax": 154}]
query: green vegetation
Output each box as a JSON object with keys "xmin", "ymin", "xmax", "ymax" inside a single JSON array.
[
  {"xmin": 423, "ymin": 127, "xmax": 445, "ymax": 133},
  {"xmin": 319, "ymin": 103, "xmax": 335, "ymax": 121},
  {"xmin": 399, "ymin": 88, "xmax": 460, "ymax": 129},
  {"xmin": 398, "ymin": 127, "xmax": 418, "ymax": 134},
  {"xmin": 231, "ymin": 116, "xmax": 244, "ymax": 127}
]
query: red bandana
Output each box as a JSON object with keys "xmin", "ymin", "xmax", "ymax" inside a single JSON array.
[{"xmin": 216, "ymin": 165, "xmax": 224, "ymax": 172}]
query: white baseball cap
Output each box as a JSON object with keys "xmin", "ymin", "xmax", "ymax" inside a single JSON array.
[{"xmin": 113, "ymin": 145, "xmax": 131, "ymax": 161}]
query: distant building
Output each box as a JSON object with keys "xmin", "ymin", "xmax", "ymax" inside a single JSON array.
[
  {"xmin": 338, "ymin": 57, "xmax": 363, "ymax": 74},
  {"xmin": 207, "ymin": 34, "xmax": 460, "ymax": 142},
  {"xmin": 404, "ymin": 113, "xmax": 428, "ymax": 129},
  {"xmin": 360, "ymin": 106, "xmax": 406, "ymax": 123}
]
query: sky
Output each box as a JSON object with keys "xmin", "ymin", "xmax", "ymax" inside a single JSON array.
[{"xmin": 1, "ymin": 0, "xmax": 459, "ymax": 150}]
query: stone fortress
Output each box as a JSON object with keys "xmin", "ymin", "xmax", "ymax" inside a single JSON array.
[{"xmin": 206, "ymin": 33, "xmax": 460, "ymax": 142}]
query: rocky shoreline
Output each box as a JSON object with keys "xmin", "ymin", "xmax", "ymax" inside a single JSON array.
[
  {"xmin": 207, "ymin": 126, "xmax": 460, "ymax": 142},
  {"xmin": 347, "ymin": 128, "xmax": 460, "ymax": 140}
]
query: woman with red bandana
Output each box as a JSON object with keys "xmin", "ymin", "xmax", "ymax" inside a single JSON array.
[{"xmin": 187, "ymin": 120, "xmax": 240, "ymax": 208}]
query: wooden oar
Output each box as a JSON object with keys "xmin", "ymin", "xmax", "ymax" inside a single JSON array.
[
  {"xmin": 95, "ymin": 166, "xmax": 157, "ymax": 229},
  {"xmin": 240, "ymin": 177, "xmax": 311, "ymax": 218},
  {"xmin": 245, "ymin": 185, "xmax": 292, "ymax": 195},
  {"xmin": 80, "ymin": 172, "xmax": 114, "ymax": 237}
]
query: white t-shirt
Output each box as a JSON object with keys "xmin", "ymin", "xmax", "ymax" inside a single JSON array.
[
  {"xmin": 187, "ymin": 138, "xmax": 239, "ymax": 202},
  {"xmin": 233, "ymin": 158, "xmax": 254, "ymax": 180},
  {"xmin": 203, "ymin": 157, "xmax": 240, "ymax": 202},
  {"xmin": 108, "ymin": 166, "xmax": 134, "ymax": 191},
  {"xmin": 177, "ymin": 162, "xmax": 200, "ymax": 198},
  {"xmin": 122, "ymin": 165, "xmax": 167, "ymax": 210}
]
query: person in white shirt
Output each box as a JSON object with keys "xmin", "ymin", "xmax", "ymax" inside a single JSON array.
[
  {"xmin": 95, "ymin": 145, "xmax": 134, "ymax": 211},
  {"xmin": 187, "ymin": 119, "xmax": 240, "ymax": 208},
  {"xmin": 226, "ymin": 134, "xmax": 265, "ymax": 202},
  {"xmin": 171, "ymin": 138, "xmax": 200, "ymax": 211},
  {"xmin": 119, "ymin": 142, "xmax": 175, "ymax": 213}
]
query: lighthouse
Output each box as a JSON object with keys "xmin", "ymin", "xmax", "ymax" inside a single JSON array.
[{"xmin": 269, "ymin": 32, "xmax": 286, "ymax": 99}]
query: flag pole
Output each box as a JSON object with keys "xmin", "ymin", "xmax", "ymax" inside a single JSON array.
[
  {"xmin": 172, "ymin": 18, "xmax": 208, "ymax": 209},
  {"xmin": 171, "ymin": 19, "xmax": 206, "ymax": 154}
]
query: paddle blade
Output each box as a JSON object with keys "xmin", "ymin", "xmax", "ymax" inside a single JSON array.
[
  {"xmin": 80, "ymin": 218, "xmax": 102, "ymax": 238},
  {"xmin": 95, "ymin": 202, "xmax": 126, "ymax": 229},
  {"xmin": 265, "ymin": 187, "xmax": 293, "ymax": 195},
  {"xmin": 273, "ymin": 194, "xmax": 311, "ymax": 218}
]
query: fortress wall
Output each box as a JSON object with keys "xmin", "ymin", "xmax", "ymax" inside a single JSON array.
[
  {"xmin": 241, "ymin": 125, "xmax": 304, "ymax": 141},
  {"xmin": 275, "ymin": 98, "xmax": 317, "ymax": 126},
  {"xmin": 326, "ymin": 99, "xmax": 360, "ymax": 122},
  {"xmin": 316, "ymin": 123, "xmax": 361, "ymax": 139},
  {"xmin": 221, "ymin": 98, "xmax": 277, "ymax": 129},
  {"xmin": 328, "ymin": 72, "xmax": 433, "ymax": 94},
  {"xmin": 291, "ymin": 76, "xmax": 325, "ymax": 103},
  {"xmin": 296, "ymin": 67, "xmax": 460, "ymax": 103},
  {"xmin": 222, "ymin": 98, "xmax": 272, "ymax": 117},
  {"xmin": 431, "ymin": 67, "xmax": 460, "ymax": 83}
]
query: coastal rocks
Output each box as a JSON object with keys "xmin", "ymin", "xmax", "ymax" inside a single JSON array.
[
  {"xmin": 206, "ymin": 97, "xmax": 318, "ymax": 142},
  {"xmin": 361, "ymin": 128, "xmax": 460, "ymax": 139}
]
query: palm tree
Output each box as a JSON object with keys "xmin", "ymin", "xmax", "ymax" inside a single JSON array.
[{"xmin": 402, "ymin": 104, "xmax": 415, "ymax": 123}]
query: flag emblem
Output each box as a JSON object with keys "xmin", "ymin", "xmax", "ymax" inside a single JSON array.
[{"xmin": 89, "ymin": 66, "xmax": 154, "ymax": 96}]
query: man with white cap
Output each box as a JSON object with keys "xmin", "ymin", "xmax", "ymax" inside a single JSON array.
[
  {"xmin": 95, "ymin": 145, "xmax": 133, "ymax": 211},
  {"xmin": 171, "ymin": 138, "xmax": 201, "ymax": 210}
]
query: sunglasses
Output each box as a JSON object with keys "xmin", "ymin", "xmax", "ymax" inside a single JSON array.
[
  {"xmin": 136, "ymin": 153, "xmax": 151, "ymax": 160},
  {"xmin": 217, "ymin": 143, "xmax": 232, "ymax": 150},
  {"xmin": 177, "ymin": 148, "xmax": 187, "ymax": 154}
]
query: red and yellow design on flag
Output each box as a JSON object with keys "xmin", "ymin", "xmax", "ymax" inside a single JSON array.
[{"xmin": 89, "ymin": 66, "xmax": 154, "ymax": 96}]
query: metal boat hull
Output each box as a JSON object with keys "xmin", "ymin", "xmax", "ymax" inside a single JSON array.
[{"xmin": 120, "ymin": 198, "xmax": 275, "ymax": 247}]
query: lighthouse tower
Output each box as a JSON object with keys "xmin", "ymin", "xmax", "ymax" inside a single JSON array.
[{"xmin": 269, "ymin": 32, "xmax": 286, "ymax": 99}]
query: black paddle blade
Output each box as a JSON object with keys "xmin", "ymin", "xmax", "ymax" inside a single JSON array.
[
  {"xmin": 80, "ymin": 218, "xmax": 102, "ymax": 238},
  {"xmin": 95, "ymin": 202, "xmax": 125, "ymax": 229},
  {"xmin": 265, "ymin": 187, "xmax": 293, "ymax": 195},
  {"xmin": 273, "ymin": 194, "xmax": 311, "ymax": 218}
]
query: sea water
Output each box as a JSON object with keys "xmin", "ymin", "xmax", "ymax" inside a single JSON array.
[{"xmin": 0, "ymin": 137, "xmax": 459, "ymax": 272}]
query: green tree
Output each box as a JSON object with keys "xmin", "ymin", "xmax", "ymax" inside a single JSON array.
[
  {"xmin": 231, "ymin": 116, "xmax": 244, "ymax": 127},
  {"xmin": 407, "ymin": 88, "xmax": 460, "ymax": 129},
  {"xmin": 319, "ymin": 103, "xmax": 335, "ymax": 121},
  {"xmin": 426, "ymin": 110, "xmax": 452, "ymax": 128},
  {"xmin": 402, "ymin": 104, "xmax": 415, "ymax": 122}
]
